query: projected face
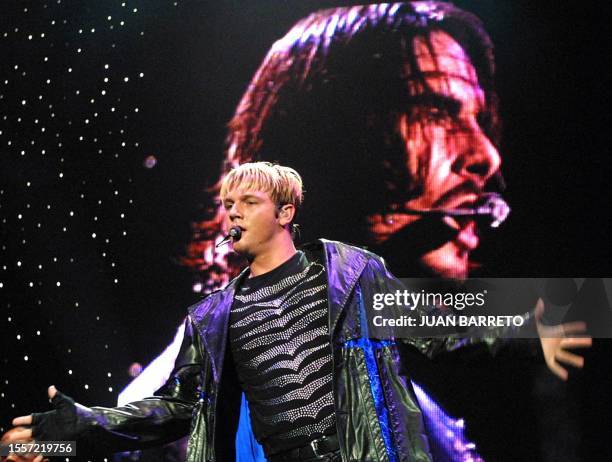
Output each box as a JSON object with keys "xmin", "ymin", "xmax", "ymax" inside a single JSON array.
[{"xmin": 366, "ymin": 30, "xmax": 501, "ymax": 279}]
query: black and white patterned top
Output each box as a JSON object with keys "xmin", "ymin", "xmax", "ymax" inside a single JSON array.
[{"xmin": 229, "ymin": 251, "xmax": 336, "ymax": 455}]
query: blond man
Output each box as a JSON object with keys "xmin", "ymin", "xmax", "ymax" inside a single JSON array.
[{"xmin": 6, "ymin": 162, "xmax": 590, "ymax": 462}]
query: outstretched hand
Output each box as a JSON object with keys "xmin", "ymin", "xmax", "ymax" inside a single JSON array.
[
  {"xmin": 1, "ymin": 386, "xmax": 58, "ymax": 462},
  {"xmin": 536, "ymin": 298, "xmax": 593, "ymax": 381}
]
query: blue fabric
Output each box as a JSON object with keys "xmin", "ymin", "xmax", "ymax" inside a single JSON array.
[
  {"xmin": 236, "ymin": 393, "xmax": 266, "ymax": 462},
  {"xmin": 342, "ymin": 287, "xmax": 399, "ymax": 462}
]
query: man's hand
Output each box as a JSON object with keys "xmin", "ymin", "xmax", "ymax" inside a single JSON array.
[
  {"xmin": 1, "ymin": 386, "xmax": 58, "ymax": 462},
  {"xmin": 536, "ymin": 298, "xmax": 593, "ymax": 381}
]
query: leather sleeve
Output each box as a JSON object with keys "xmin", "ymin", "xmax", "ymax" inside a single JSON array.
[
  {"xmin": 33, "ymin": 315, "xmax": 205, "ymax": 453},
  {"xmin": 362, "ymin": 255, "xmax": 540, "ymax": 359}
]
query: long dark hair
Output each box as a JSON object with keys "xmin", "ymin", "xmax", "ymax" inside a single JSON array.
[{"xmin": 184, "ymin": 2, "xmax": 499, "ymax": 290}]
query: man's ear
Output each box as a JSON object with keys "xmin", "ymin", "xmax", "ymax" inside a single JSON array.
[{"xmin": 278, "ymin": 204, "xmax": 296, "ymax": 227}]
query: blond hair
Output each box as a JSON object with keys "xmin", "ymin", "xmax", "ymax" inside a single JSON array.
[{"xmin": 220, "ymin": 162, "xmax": 303, "ymax": 211}]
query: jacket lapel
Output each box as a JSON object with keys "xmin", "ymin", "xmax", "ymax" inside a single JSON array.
[
  {"xmin": 188, "ymin": 270, "xmax": 246, "ymax": 383},
  {"xmin": 321, "ymin": 239, "xmax": 368, "ymax": 336}
]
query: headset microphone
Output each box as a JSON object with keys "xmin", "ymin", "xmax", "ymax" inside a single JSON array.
[
  {"xmin": 403, "ymin": 193, "xmax": 510, "ymax": 228},
  {"xmin": 216, "ymin": 226, "xmax": 243, "ymax": 248}
]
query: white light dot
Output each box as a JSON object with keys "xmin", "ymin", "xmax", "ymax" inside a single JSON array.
[
  {"xmin": 56, "ymin": 281, "xmax": 61, "ymax": 287},
  {"xmin": 84, "ymin": 384, "xmax": 89, "ymax": 389},
  {"xmin": 59, "ymin": 172, "xmax": 63, "ymax": 178},
  {"xmin": 92, "ymin": 233, "xmax": 96, "ymax": 238},
  {"xmin": 107, "ymin": 16, "xmax": 112, "ymax": 20},
  {"xmin": 68, "ymin": 369, "xmax": 72, "ymax": 374},
  {"xmin": 108, "ymin": 387, "xmax": 113, "ymax": 392},
  {"xmin": 17, "ymin": 261, "xmax": 22, "ymax": 267},
  {"xmin": 24, "ymin": 355, "xmax": 29, "ymax": 361},
  {"xmin": 139, "ymin": 72, "xmax": 144, "ymax": 77},
  {"xmin": 16, "ymin": 334, "xmax": 21, "ymax": 340}
]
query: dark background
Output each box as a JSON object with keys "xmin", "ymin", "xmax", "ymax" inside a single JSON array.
[{"xmin": 1, "ymin": 1, "xmax": 610, "ymax": 460}]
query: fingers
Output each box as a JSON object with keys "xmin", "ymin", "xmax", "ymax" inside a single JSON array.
[
  {"xmin": 547, "ymin": 360, "xmax": 569, "ymax": 381},
  {"xmin": 11, "ymin": 416, "xmax": 32, "ymax": 426},
  {"xmin": 4, "ymin": 428, "xmax": 32, "ymax": 441},
  {"xmin": 540, "ymin": 323, "xmax": 589, "ymax": 338},
  {"xmin": 47, "ymin": 386, "xmax": 57, "ymax": 400},
  {"xmin": 555, "ymin": 350, "xmax": 584, "ymax": 368},
  {"xmin": 33, "ymin": 455, "xmax": 43, "ymax": 462},
  {"xmin": 534, "ymin": 298, "xmax": 545, "ymax": 321},
  {"xmin": 560, "ymin": 321, "xmax": 587, "ymax": 335},
  {"xmin": 561, "ymin": 337, "xmax": 592, "ymax": 349}
]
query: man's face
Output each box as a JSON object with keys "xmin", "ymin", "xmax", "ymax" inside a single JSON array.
[
  {"xmin": 367, "ymin": 30, "xmax": 501, "ymax": 279},
  {"xmin": 221, "ymin": 188, "xmax": 281, "ymax": 258}
]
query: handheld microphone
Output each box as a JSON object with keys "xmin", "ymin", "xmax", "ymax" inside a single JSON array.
[
  {"xmin": 216, "ymin": 226, "xmax": 242, "ymax": 248},
  {"xmin": 403, "ymin": 193, "xmax": 510, "ymax": 228}
]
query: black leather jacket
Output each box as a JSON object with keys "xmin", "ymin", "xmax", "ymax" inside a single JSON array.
[{"xmin": 69, "ymin": 239, "xmax": 531, "ymax": 461}]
